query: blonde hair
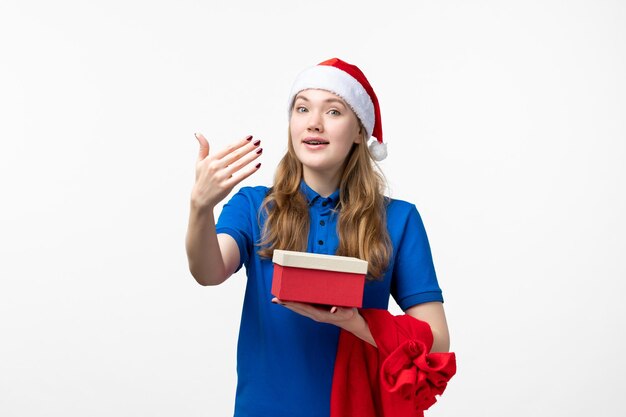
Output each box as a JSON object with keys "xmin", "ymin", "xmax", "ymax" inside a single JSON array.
[{"xmin": 257, "ymin": 129, "xmax": 392, "ymax": 280}]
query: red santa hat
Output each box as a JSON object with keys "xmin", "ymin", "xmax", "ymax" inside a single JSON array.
[{"xmin": 288, "ymin": 58, "xmax": 387, "ymax": 161}]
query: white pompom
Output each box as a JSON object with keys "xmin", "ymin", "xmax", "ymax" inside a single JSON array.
[{"xmin": 368, "ymin": 138, "xmax": 388, "ymax": 161}]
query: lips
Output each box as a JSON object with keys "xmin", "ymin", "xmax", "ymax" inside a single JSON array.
[{"xmin": 303, "ymin": 137, "xmax": 329, "ymax": 145}]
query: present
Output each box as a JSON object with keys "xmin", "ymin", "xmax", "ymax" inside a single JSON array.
[{"xmin": 271, "ymin": 250, "xmax": 368, "ymax": 308}]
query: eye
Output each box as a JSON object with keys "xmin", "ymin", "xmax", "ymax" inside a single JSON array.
[
  {"xmin": 328, "ymin": 109, "xmax": 341, "ymax": 116},
  {"xmin": 295, "ymin": 106, "xmax": 308, "ymax": 113}
]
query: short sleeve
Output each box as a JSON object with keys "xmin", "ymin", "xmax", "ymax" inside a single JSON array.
[
  {"xmin": 215, "ymin": 188, "xmax": 256, "ymax": 272},
  {"xmin": 391, "ymin": 204, "xmax": 443, "ymax": 310}
]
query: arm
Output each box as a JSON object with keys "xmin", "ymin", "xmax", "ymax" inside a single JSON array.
[
  {"xmin": 186, "ymin": 205, "xmax": 240, "ymax": 286},
  {"xmin": 273, "ymin": 301, "xmax": 449, "ymax": 351},
  {"xmin": 185, "ymin": 133, "xmax": 262, "ymax": 286},
  {"xmin": 338, "ymin": 301, "xmax": 450, "ymax": 351},
  {"xmin": 392, "ymin": 204, "xmax": 449, "ymax": 351},
  {"xmin": 405, "ymin": 301, "xmax": 450, "ymax": 352}
]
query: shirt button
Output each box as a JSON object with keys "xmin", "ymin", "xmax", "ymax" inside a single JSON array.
[
  {"xmin": 319, "ymin": 220, "xmax": 325, "ymax": 226},
  {"xmin": 318, "ymin": 240, "xmax": 324, "ymax": 245},
  {"xmin": 322, "ymin": 201, "xmax": 328, "ymax": 207}
]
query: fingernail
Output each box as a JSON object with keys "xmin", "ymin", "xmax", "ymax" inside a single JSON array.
[
  {"xmin": 271, "ymin": 299, "xmax": 277, "ymax": 304},
  {"xmin": 256, "ymin": 163, "xmax": 261, "ymax": 169},
  {"xmin": 253, "ymin": 140, "xmax": 261, "ymax": 146},
  {"xmin": 246, "ymin": 135, "xmax": 253, "ymax": 141},
  {"xmin": 256, "ymin": 148, "xmax": 263, "ymax": 154},
  {"xmin": 330, "ymin": 307, "xmax": 337, "ymax": 314},
  {"xmin": 194, "ymin": 133, "xmax": 199, "ymax": 139}
]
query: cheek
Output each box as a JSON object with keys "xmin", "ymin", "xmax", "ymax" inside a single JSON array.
[
  {"xmin": 333, "ymin": 115, "xmax": 361, "ymax": 143},
  {"xmin": 289, "ymin": 116, "xmax": 304, "ymax": 137},
  {"xmin": 338, "ymin": 122, "xmax": 361, "ymax": 145}
]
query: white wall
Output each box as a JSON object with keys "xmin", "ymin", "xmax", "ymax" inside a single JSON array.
[{"xmin": 1, "ymin": 0, "xmax": 624, "ymax": 416}]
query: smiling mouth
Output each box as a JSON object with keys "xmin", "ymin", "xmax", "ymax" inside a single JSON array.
[{"xmin": 303, "ymin": 139, "xmax": 330, "ymax": 145}]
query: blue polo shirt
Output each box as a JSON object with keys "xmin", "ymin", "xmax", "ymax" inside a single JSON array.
[{"xmin": 215, "ymin": 181, "xmax": 443, "ymax": 417}]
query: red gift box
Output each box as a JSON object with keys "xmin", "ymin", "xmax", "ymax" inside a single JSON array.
[{"xmin": 271, "ymin": 250, "xmax": 368, "ymax": 308}]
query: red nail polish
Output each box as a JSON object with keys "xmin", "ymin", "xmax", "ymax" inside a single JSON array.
[
  {"xmin": 246, "ymin": 135, "xmax": 253, "ymax": 141},
  {"xmin": 256, "ymin": 148, "xmax": 263, "ymax": 154},
  {"xmin": 253, "ymin": 140, "xmax": 261, "ymax": 146},
  {"xmin": 256, "ymin": 163, "xmax": 261, "ymax": 169}
]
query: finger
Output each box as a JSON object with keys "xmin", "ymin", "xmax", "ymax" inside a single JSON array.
[
  {"xmin": 225, "ymin": 147, "xmax": 262, "ymax": 177},
  {"xmin": 211, "ymin": 135, "xmax": 254, "ymax": 161},
  {"xmin": 281, "ymin": 303, "xmax": 317, "ymax": 320},
  {"xmin": 273, "ymin": 299, "xmax": 306, "ymax": 313},
  {"xmin": 220, "ymin": 138, "xmax": 260, "ymax": 167},
  {"xmin": 223, "ymin": 161, "xmax": 261, "ymax": 188},
  {"xmin": 195, "ymin": 133, "xmax": 210, "ymax": 161},
  {"xmin": 282, "ymin": 301, "xmax": 325, "ymax": 317},
  {"xmin": 273, "ymin": 299, "xmax": 327, "ymax": 317}
]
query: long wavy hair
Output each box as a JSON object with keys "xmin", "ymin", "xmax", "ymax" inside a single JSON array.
[{"xmin": 257, "ymin": 128, "xmax": 392, "ymax": 280}]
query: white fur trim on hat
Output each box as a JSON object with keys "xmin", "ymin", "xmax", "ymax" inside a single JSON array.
[{"xmin": 288, "ymin": 65, "xmax": 376, "ymax": 139}]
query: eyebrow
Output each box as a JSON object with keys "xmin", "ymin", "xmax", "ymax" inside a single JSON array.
[{"xmin": 294, "ymin": 95, "xmax": 347, "ymax": 106}]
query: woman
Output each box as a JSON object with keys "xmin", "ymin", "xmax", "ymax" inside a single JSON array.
[{"xmin": 186, "ymin": 58, "xmax": 451, "ymax": 417}]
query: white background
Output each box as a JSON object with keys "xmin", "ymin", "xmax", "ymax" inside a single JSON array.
[{"xmin": 1, "ymin": 0, "xmax": 625, "ymax": 416}]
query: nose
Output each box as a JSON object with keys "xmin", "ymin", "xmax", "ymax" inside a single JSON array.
[{"xmin": 306, "ymin": 111, "xmax": 324, "ymax": 132}]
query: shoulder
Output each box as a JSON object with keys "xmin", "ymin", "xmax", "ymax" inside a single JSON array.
[
  {"xmin": 384, "ymin": 197, "xmax": 431, "ymax": 242},
  {"xmin": 235, "ymin": 185, "xmax": 271, "ymax": 198},
  {"xmin": 217, "ymin": 185, "xmax": 271, "ymax": 230},
  {"xmin": 385, "ymin": 197, "xmax": 422, "ymax": 222},
  {"xmin": 226, "ymin": 185, "xmax": 271, "ymax": 206},
  {"xmin": 385, "ymin": 197, "xmax": 415, "ymax": 212},
  {"xmin": 232, "ymin": 185, "xmax": 270, "ymax": 197}
]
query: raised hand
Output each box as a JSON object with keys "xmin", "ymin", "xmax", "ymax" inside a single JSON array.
[{"xmin": 191, "ymin": 133, "xmax": 262, "ymax": 210}]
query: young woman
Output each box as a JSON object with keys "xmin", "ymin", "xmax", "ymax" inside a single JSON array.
[{"xmin": 186, "ymin": 58, "xmax": 451, "ymax": 417}]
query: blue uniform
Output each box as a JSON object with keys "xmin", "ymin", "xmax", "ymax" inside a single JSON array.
[{"xmin": 215, "ymin": 181, "xmax": 443, "ymax": 417}]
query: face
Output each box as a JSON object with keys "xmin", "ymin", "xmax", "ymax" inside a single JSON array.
[{"xmin": 290, "ymin": 89, "xmax": 362, "ymax": 180}]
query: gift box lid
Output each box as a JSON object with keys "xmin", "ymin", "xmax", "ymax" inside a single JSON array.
[{"xmin": 272, "ymin": 250, "xmax": 368, "ymax": 275}]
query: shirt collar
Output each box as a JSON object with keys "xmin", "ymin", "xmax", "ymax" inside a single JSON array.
[{"xmin": 299, "ymin": 180, "xmax": 340, "ymax": 208}]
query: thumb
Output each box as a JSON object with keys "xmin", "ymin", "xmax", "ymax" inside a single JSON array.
[{"xmin": 195, "ymin": 132, "xmax": 210, "ymax": 160}]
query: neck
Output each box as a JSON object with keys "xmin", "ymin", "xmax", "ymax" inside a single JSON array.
[{"xmin": 302, "ymin": 166, "xmax": 342, "ymax": 198}]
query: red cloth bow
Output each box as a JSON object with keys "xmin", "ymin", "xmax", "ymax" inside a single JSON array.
[{"xmin": 330, "ymin": 309, "xmax": 456, "ymax": 417}]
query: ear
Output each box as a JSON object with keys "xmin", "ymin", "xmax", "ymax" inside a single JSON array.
[{"xmin": 354, "ymin": 124, "xmax": 363, "ymax": 144}]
